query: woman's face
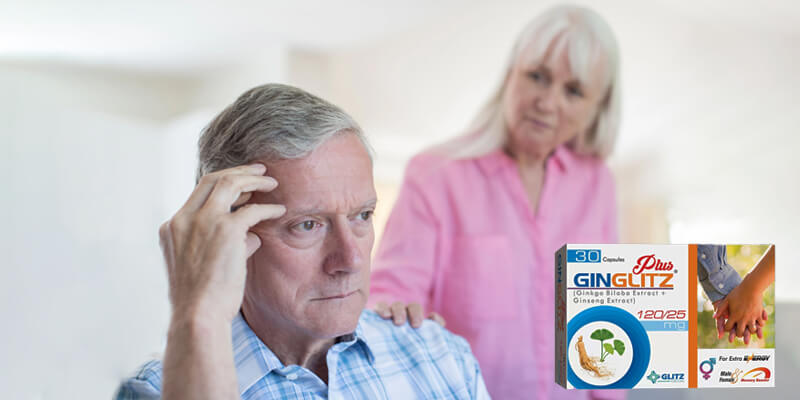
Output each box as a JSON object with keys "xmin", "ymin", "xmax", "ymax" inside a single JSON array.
[{"xmin": 502, "ymin": 48, "xmax": 607, "ymax": 161}]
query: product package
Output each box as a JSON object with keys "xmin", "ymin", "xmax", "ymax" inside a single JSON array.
[{"xmin": 555, "ymin": 244, "xmax": 775, "ymax": 389}]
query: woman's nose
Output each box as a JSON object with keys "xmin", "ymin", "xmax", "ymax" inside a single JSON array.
[{"xmin": 534, "ymin": 85, "xmax": 559, "ymax": 113}]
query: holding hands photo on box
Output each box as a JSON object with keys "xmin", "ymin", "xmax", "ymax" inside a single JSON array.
[{"xmin": 698, "ymin": 244, "xmax": 775, "ymax": 344}]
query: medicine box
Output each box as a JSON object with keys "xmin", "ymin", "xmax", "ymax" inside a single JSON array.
[{"xmin": 555, "ymin": 244, "xmax": 775, "ymax": 389}]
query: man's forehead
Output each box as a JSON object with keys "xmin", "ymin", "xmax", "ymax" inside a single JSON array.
[
  {"xmin": 250, "ymin": 134, "xmax": 375, "ymax": 210},
  {"xmin": 255, "ymin": 182, "xmax": 376, "ymax": 212}
]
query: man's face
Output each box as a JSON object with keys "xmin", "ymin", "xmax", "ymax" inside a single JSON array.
[{"xmin": 244, "ymin": 133, "xmax": 376, "ymax": 339}]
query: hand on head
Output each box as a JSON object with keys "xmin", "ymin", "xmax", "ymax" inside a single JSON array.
[{"xmin": 159, "ymin": 163, "xmax": 285, "ymax": 324}]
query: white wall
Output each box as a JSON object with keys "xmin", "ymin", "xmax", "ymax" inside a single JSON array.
[
  {"xmin": 1, "ymin": 70, "xmax": 168, "ymax": 399},
  {"xmin": 0, "ymin": 48, "xmax": 288, "ymax": 398}
]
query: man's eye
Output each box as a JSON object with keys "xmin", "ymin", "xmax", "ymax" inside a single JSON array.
[
  {"xmin": 358, "ymin": 210, "xmax": 374, "ymax": 221},
  {"xmin": 295, "ymin": 220, "xmax": 319, "ymax": 232}
]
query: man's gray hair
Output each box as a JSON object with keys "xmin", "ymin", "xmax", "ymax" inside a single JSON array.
[{"xmin": 196, "ymin": 83, "xmax": 371, "ymax": 183}]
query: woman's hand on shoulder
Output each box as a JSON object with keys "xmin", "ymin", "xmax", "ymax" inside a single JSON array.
[{"xmin": 374, "ymin": 301, "xmax": 446, "ymax": 328}]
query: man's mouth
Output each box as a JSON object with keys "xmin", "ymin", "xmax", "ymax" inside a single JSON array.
[{"xmin": 314, "ymin": 290, "xmax": 358, "ymax": 301}]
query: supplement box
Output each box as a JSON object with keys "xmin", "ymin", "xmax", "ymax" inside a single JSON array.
[{"xmin": 555, "ymin": 244, "xmax": 775, "ymax": 389}]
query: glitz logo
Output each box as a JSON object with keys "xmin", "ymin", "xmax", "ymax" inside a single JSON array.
[{"xmin": 632, "ymin": 254, "xmax": 674, "ymax": 274}]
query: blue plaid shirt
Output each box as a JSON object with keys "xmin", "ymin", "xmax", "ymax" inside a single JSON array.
[{"xmin": 116, "ymin": 310, "xmax": 490, "ymax": 399}]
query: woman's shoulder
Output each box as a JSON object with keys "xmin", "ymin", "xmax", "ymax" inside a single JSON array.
[
  {"xmin": 559, "ymin": 146, "xmax": 615, "ymax": 186},
  {"xmin": 405, "ymin": 149, "xmax": 455, "ymax": 173},
  {"xmin": 402, "ymin": 149, "xmax": 482, "ymax": 187},
  {"xmin": 405, "ymin": 147, "xmax": 497, "ymax": 185}
]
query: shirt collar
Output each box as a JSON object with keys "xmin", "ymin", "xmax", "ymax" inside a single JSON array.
[
  {"xmin": 476, "ymin": 144, "xmax": 574, "ymax": 175},
  {"xmin": 549, "ymin": 144, "xmax": 575, "ymax": 172},
  {"xmin": 232, "ymin": 311, "xmax": 376, "ymax": 395},
  {"xmin": 344, "ymin": 316, "xmax": 376, "ymax": 363}
]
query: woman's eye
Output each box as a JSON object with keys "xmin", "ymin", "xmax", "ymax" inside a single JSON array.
[
  {"xmin": 528, "ymin": 71, "xmax": 543, "ymax": 81},
  {"xmin": 567, "ymin": 85, "xmax": 584, "ymax": 97}
]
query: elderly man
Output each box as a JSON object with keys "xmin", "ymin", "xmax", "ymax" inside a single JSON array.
[{"xmin": 116, "ymin": 84, "xmax": 490, "ymax": 400}]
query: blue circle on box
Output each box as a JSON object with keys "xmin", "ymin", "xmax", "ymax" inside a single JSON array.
[{"xmin": 567, "ymin": 305, "xmax": 650, "ymax": 388}]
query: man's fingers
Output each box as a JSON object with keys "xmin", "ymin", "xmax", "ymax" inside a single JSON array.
[
  {"xmin": 374, "ymin": 302, "xmax": 391, "ymax": 318},
  {"xmin": 232, "ymin": 192, "xmax": 253, "ymax": 210},
  {"xmin": 428, "ymin": 312, "xmax": 446, "ymax": 327},
  {"xmin": 729, "ymin": 327, "xmax": 735, "ymax": 343},
  {"xmin": 407, "ymin": 303, "xmax": 424, "ymax": 328},
  {"xmin": 757, "ymin": 324, "xmax": 764, "ymax": 340},
  {"xmin": 232, "ymin": 204, "xmax": 287, "ymax": 228},
  {"xmin": 206, "ymin": 174, "xmax": 278, "ymax": 212},
  {"xmin": 245, "ymin": 232, "xmax": 262, "ymax": 258},
  {"xmin": 390, "ymin": 302, "xmax": 407, "ymax": 326},
  {"xmin": 743, "ymin": 328, "xmax": 751, "ymax": 345},
  {"xmin": 183, "ymin": 163, "xmax": 267, "ymax": 212}
]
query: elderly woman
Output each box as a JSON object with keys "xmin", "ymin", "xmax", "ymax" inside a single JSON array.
[{"xmin": 369, "ymin": 5, "xmax": 625, "ymax": 400}]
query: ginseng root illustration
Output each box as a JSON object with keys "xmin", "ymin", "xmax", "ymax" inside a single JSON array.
[{"xmin": 575, "ymin": 329, "xmax": 625, "ymax": 378}]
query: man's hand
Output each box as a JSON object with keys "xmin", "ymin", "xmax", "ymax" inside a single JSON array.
[
  {"xmin": 159, "ymin": 163, "xmax": 286, "ymax": 323},
  {"xmin": 160, "ymin": 163, "xmax": 285, "ymax": 400},
  {"xmin": 374, "ymin": 301, "xmax": 446, "ymax": 328}
]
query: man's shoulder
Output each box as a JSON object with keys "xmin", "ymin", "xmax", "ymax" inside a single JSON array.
[
  {"xmin": 357, "ymin": 310, "xmax": 484, "ymax": 397},
  {"xmin": 358, "ymin": 310, "xmax": 473, "ymax": 361},
  {"xmin": 115, "ymin": 359, "xmax": 164, "ymax": 399}
]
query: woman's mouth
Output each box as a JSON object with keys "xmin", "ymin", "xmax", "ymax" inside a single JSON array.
[{"xmin": 527, "ymin": 117, "xmax": 553, "ymax": 130}]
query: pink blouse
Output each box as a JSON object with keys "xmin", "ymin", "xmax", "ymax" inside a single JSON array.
[{"xmin": 369, "ymin": 146, "xmax": 626, "ymax": 400}]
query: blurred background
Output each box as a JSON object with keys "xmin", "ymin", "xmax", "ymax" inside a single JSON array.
[{"xmin": 1, "ymin": 0, "xmax": 797, "ymax": 398}]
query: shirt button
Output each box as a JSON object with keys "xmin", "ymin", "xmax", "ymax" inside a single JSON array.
[
  {"xmin": 701, "ymin": 253, "xmax": 706, "ymax": 259},
  {"xmin": 286, "ymin": 373, "xmax": 298, "ymax": 380},
  {"xmin": 718, "ymin": 283, "xmax": 724, "ymax": 289}
]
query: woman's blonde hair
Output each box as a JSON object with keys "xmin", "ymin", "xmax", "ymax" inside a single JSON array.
[{"xmin": 440, "ymin": 4, "xmax": 621, "ymax": 159}]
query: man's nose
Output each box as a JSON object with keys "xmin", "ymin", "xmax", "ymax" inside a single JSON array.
[{"xmin": 322, "ymin": 222, "xmax": 364, "ymax": 275}]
